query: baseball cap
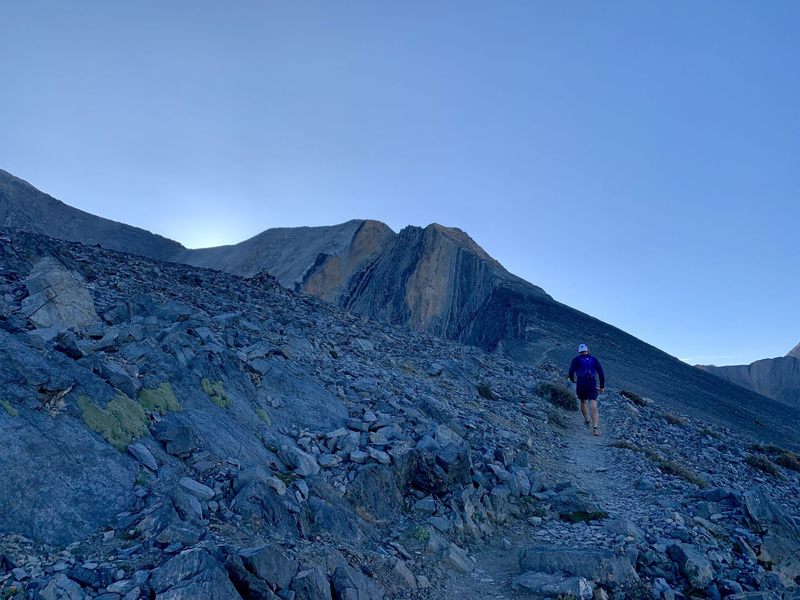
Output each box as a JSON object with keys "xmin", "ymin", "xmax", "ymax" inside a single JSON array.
[{"xmin": 578, "ymin": 343, "xmax": 589, "ymax": 353}]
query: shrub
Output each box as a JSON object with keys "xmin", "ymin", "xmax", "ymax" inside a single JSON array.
[
  {"xmin": 655, "ymin": 458, "xmax": 707, "ymax": 488},
  {"xmin": 476, "ymin": 382, "xmax": 495, "ymax": 400},
  {"xmin": 78, "ymin": 393, "xmax": 148, "ymax": 451},
  {"xmin": 138, "ymin": 383, "xmax": 181, "ymax": 415},
  {"xmin": 774, "ymin": 451, "xmax": 800, "ymax": 472},
  {"xmin": 538, "ymin": 382, "xmax": 578, "ymax": 411},
  {"xmin": 662, "ymin": 413, "xmax": 688, "ymax": 427},
  {"xmin": 744, "ymin": 454, "xmax": 783, "ymax": 478},
  {"xmin": 202, "ymin": 378, "xmax": 231, "ymax": 409},
  {"xmin": 610, "ymin": 439, "xmax": 638, "ymax": 451},
  {"xmin": 620, "ymin": 390, "xmax": 648, "ymax": 407},
  {"xmin": 547, "ymin": 408, "xmax": 568, "ymax": 429}
]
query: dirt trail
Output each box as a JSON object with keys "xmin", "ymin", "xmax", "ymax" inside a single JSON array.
[{"xmin": 439, "ymin": 395, "xmax": 638, "ymax": 599}]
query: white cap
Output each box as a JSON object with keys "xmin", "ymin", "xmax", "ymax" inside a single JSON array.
[{"xmin": 578, "ymin": 343, "xmax": 589, "ymax": 353}]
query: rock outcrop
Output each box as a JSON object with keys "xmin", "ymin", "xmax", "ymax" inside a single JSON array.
[{"xmin": 698, "ymin": 351, "xmax": 800, "ymax": 410}]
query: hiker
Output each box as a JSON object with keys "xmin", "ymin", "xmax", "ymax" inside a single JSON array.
[{"xmin": 568, "ymin": 343, "xmax": 605, "ymax": 436}]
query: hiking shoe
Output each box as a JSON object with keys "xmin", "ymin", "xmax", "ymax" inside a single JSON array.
[
  {"xmin": 584, "ymin": 420, "xmax": 591, "ymax": 429},
  {"xmin": 593, "ymin": 427, "xmax": 601, "ymax": 436}
]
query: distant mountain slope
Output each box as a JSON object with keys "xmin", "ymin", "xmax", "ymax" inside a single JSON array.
[
  {"xmin": 0, "ymin": 168, "xmax": 184, "ymax": 260},
  {"xmin": 2, "ymin": 167, "xmax": 798, "ymax": 448},
  {"xmin": 698, "ymin": 349, "xmax": 800, "ymax": 410}
]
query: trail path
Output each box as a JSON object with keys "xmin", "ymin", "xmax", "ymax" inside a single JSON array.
[{"xmin": 438, "ymin": 393, "xmax": 651, "ymax": 599}]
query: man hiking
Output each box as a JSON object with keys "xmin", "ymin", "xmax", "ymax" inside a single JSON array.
[{"xmin": 568, "ymin": 343, "xmax": 605, "ymax": 436}]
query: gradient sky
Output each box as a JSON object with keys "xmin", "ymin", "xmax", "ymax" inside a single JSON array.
[{"xmin": 1, "ymin": 1, "xmax": 798, "ymax": 366}]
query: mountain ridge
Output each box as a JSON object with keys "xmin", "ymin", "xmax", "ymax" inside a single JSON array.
[{"xmin": 2, "ymin": 167, "xmax": 798, "ymax": 449}]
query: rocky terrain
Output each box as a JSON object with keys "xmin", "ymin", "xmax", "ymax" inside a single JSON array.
[
  {"xmin": 698, "ymin": 350, "xmax": 800, "ymax": 410},
  {"xmin": 3, "ymin": 168, "xmax": 799, "ymax": 451},
  {"xmin": 1, "ymin": 228, "xmax": 799, "ymax": 599}
]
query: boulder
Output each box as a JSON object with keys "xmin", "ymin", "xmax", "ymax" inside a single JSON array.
[
  {"xmin": 519, "ymin": 547, "xmax": 638, "ymax": 588},
  {"xmin": 743, "ymin": 487, "xmax": 800, "ymax": 585},
  {"xmin": 513, "ymin": 572, "xmax": 593, "ymax": 599},
  {"xmin": 278, "ymin": 444, "xmax": 320, "ymax": 477},
  {"xmin": 291, "ymin": 567, "xmax": 332, "ymax": 600},
  {"xmin": 20, "ymin": 257, "xmax": 99, "ymax": 329},
  {"xmin": 239, "ymin": 544, "xmax": 297, "ymax": 591},
  {"xmin": 149, "ymin": 548, "xmax": 242, "ymax": 599},
  {"xmin": 667, "ymin": 543, "xmax": 715, "ymax": 588}
]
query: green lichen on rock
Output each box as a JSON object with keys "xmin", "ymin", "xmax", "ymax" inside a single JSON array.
[
  {"xmin": 138, "ymin": 383, "xmax": 182, "ymax": 415},
  {"xmin": 202, "ymin": 378, "xmax": 231, "ymax": 409},
  {"xmin": 255, "ymin": 408, "xmax": 271, "ymax": 425},
  {"xmin": 2, "ymin": 400, "xmax": 19, "ymax": 417},
  {"xmin": 77, "ymin": 393, "xmax": 149, "ymax": 451}
]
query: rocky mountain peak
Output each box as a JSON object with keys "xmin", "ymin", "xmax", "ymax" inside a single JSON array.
[{"xmin": 786, "ymin": 342, "xmax": 800, "ymax": 359}]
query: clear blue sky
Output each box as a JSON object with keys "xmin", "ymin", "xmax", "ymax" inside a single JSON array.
[{"xmin": 1, "ymin": 1, "xmax": 798, "ymax": 366}]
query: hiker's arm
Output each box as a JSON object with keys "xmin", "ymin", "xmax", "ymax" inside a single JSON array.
[
  {"xmin": 568, "ymin": 358, "xmax": 576, "ymax": 383},
  {"xmin": 596, "ymin": 359, "xmax": 605, "ymax": 388}
]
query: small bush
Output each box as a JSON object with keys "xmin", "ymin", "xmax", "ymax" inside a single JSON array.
[
  {"xmin": 774, "ymin": 451, "xmax": 800, "ymax": 472},
  {"xmin": 745, "ymin": 454, "xmax": 784, "ymax": 478},
  {"xmin": 698, "ymin": 427, "xmax": 721, "ymax": 440},
  {"xmin": 610, "ymin": 439, "xmax": 639, "ymax": 451},
  {"xmin": 476, "ymin": 382, "xmax": 495, "ymax": 400},
  {"xmin": 547, "ymin": 408, "xmax": 568, "ymax": 429},
  {"xmin": 202, "ymin": 378, "xmax": 231, "ymax": 409},
  {"xmin": 662, "ymin": 413, "xmax": 688, "ymax": 427},
  {"xmin": 538, "ymin": 382, "xmax": 578, "ymax": 411},
  {"xmin": 409, "ymin": 525, "xmax": 430, "ymax": 542},
  {"xmin": 620, "ymin": 390, "xmax": 649, "ymax": 407},
  {"xmin": 656, "ymin": 458, "xmax": 707, "ymax": 488}
]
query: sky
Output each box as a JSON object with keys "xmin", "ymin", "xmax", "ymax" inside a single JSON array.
[{"xmin": 1, "ymin": 1, "xmax": 798, "ymax": 366}]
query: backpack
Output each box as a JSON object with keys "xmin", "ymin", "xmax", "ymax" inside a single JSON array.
[{"xmin": 576, "ymin": 356, "xmax": 596, "ymax": 381}]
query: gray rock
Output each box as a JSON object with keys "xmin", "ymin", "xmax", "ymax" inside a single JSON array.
[
  {"xmin": 331, "ymin": 564, "xmax": 385, "ymax": 600},
  {"xmin": 519, "ymin": 547, "xmax": 639, "ymax": 588},
  {"xmin": 179, "ymin": 477, "xmax": 215, "ymax": 501},
  {"xmin": 128, "ymin": 443, "xmax": 158, "ymax": 471},
  {"xmin": 743, "ymin": 487, "xmax": 800, "ymax": 584},
  {"xmin": 239, "ymin": 544, "xmax": 297, "ymax": 591},
  {"xmin": 278, "ymin": 444, "xmax": 320, "ymax": 477},
  {"xmin": 20, "ymin": 257, "xmax": 99, "ymax": 329},
  {"xmin": 149, "ymin": 548, "xmax": 242, "ymax": 599},
  {"xmin": 39, "ymin": 574, "xmax": 84, "ymax": 600},
  {"xmin": 667, "ymin": 543, "xmax": 715, "ymax": 588},
  {"xmin": 291, "ymin": 567, "xmax": 332, "ymax": 600},
  {"xmin": 513, "ymin": 572, "xmax": 593, "ymax": 599},
  {"xmin": 346, "ymin": 464, "xmax": 403, "ymax": 520},
  {"xmin": 440, "ymin": 543, "xmax": 475, "ymax": 573}
]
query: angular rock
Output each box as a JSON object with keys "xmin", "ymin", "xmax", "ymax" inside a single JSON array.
[
  {"xmin": 21, "ymin": 257, "xmax": 99, "ymax": 329},
  {"xmin": 278, "ymin": 444, "xmax": 320, "ymax": 477},
  {"xmin": 239, "ymin": 544, "xmax": 297, "ymax": 591},
  {"xmin": 149, "ymin": 548, "xmax": 242, "ymax": 599},
  {"xmin": 513, "ymin": 572, "xmax": 593, "ymax": 599},
  {"xmin": 179, "ymin": 477, "xmax": 215, "ymax": 501},
  {"xmin": 291, "ymin": 567, "xmax": 331, "ymax": 600},
  {"xmin": 39, "ymin": 574, "xmax": 84, "ymax": 600},
  {"xmin": 128, "ymin": 442, "xmax": 158, "ymax": 471},
  {"xmin": 440, "ymin": 543, "xmax": 475, "ymax": 573},
  {"xmin": 667, "ymin": 543, "xmax": 715, "ymax": 588},
  {"xmin": 519, "ymin": 547, "xmax": 638, "ymax": 588}
]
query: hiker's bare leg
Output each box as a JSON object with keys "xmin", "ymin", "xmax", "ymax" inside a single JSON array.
[
  {"xmin": 580, "ymin": 399, "xmax": 589, "ymax": 423},
  {"xmin": 590, "ymin": 399, "xmax": 599, "ymax": 428}
]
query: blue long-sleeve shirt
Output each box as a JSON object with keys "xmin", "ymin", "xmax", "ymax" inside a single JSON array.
[{"xmin": 568, "ymin": 354, "xmax": 605, "ymax": 388}]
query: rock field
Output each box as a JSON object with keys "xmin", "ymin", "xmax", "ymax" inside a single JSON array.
[{"xmin": 0, "ymin": 228, "xmax": 798, "ymax": 599}]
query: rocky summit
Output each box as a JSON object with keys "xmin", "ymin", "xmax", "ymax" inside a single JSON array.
[{"xmin": 1, "ymin": 228, "xmax": 800, "ymax": 600}]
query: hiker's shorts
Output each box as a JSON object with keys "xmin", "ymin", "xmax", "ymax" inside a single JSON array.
[{"xmin": 576, "ymin": 380, "xmax": 598, "ymax": 401}]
